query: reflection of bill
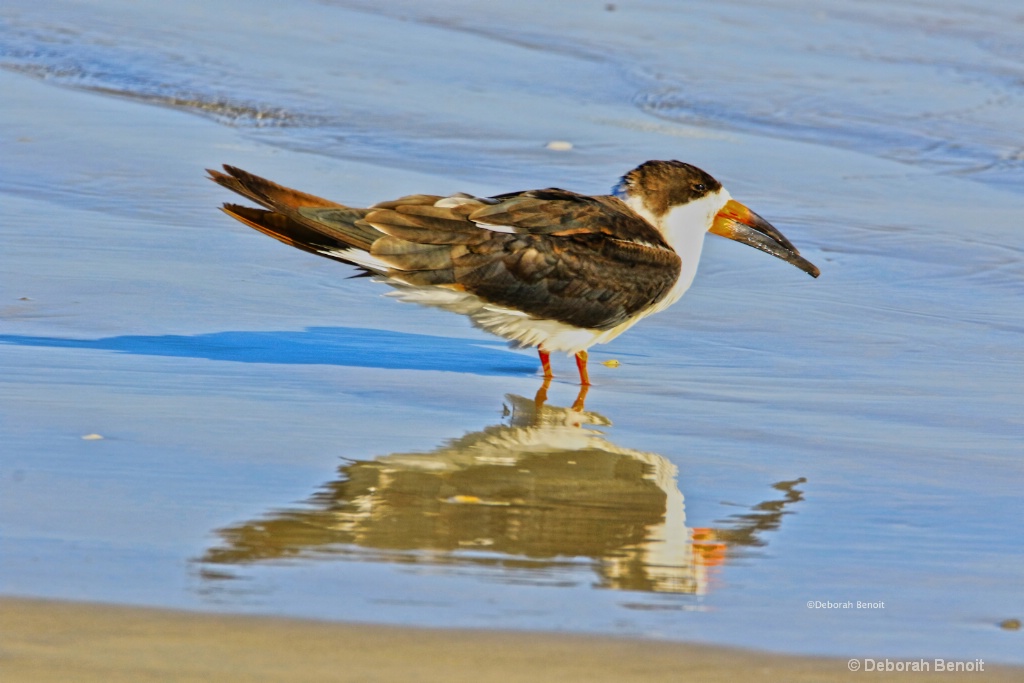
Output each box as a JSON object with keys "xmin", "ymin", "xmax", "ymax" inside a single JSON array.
[{"xmin": 200, "ymin": 388, "xmax": 806, "ymax": 594}]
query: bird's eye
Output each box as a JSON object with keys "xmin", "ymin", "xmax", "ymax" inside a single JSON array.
[{"xmin": 693, "ymin": 183, "xmax": 707, "ymax": 193}]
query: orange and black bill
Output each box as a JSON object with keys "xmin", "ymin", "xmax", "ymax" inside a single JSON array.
[{"xmin": 710, "ymin": 199, "xmax": 820, "ymax": 278}]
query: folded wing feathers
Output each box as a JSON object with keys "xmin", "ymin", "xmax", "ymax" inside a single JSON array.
[
  {"xmin": 370, "ymin": 194, "xmax": 445, "ymax": 209},
  {"xmin": 371, "ymin": 237, "xmax": 462, "ymax": 272},
  {"xmin": 468, "ymin": 191, "xmax": 672, "ymax": 249},
  {"xmin": 212, "ymin": 168, "xmax": 680, "ymax": 329},
  {"xmin": 296, "ymin": 207, "xmax": 378, "ymax": 251},
  {"xmin": 363, "ymin": 204, "xmax": 489, "ymax": 284},
  {"xmin": 364, "ymin": 205, "xmax": 491, "ymax": 247}
]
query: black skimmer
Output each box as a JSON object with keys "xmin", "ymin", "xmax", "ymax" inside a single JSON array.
[{"xmin": 208, "ymin": 161, "xmax": 819, "ymax": 384}]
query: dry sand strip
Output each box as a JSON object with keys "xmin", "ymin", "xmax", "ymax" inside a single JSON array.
[{"xmin": 1, "ymin": 597, "xmax": 1018, "ymax": 683}]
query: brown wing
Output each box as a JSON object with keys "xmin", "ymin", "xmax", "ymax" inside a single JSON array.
[
  {"xmin": 472, "ymin": 188, "xmax": 672, "ymax": 247},
  {"xmin": 366, "ymin": 192, "xmax": 682, "ymax": 330},
  {"xmin": 210, "ymin": 168, "xmax": 682, "ymax": 330}
]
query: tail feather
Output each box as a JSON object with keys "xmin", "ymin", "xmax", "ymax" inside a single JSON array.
[
  {"xmin": 208, "ymin": 165, "xmax": 343, "ymax": 213},
  {"xmin": 219, "ymin": 205, "xmax": 351, "ymax": 261},
  {"xmin": 210, "ymin": 165, "xmax": 387, "ymax": 272}
]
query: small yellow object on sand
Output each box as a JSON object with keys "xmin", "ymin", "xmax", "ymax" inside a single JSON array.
[
  {"xmin": 81, "ymin": 433, "xmax": 104, "ymax": 441},
  {"xmin": 600, "ymin": 359, "xmax": 620, "ymax": 368}
]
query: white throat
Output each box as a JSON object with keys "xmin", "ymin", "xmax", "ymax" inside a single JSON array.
[{"xmin": 622, "ymin": 188, "xmax": 732, "ymax": 291}]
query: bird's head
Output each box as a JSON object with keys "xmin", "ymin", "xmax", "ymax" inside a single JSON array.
[{"xmin": 614, "ymin": 160, "xmax": 820, "ymax": 278}]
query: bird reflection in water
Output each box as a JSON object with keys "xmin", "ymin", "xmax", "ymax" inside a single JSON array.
[{"xmin": 199, "ymin": 384, "xmax": 806, "ymax": 594}]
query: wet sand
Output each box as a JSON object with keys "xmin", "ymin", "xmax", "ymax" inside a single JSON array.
[{"xmin": 2, "ymin": 597, "xmax": 1019, "ymax": 682}]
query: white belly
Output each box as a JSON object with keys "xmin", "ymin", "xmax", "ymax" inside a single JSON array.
[{"xmin": 383, "ymin": 268, "xmax": 695, "ymax": 354}]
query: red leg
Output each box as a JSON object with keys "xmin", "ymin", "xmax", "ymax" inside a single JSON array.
[
  {"xmin": 534, "ymin": 376, "xmax": 552, "ymax": 408},
  {"xmin": 571, "ymin": 384, "xmax": 589, "ymax": 412},
  {"xmin": 575, "ymin": 350, "xmax": 591, "ymax": 386},
  {"xmin": 538, "ymin": 349, "xmax": 553, "ymax": 379}
]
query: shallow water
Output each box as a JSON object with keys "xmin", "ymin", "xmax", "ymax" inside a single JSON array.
[{"xmin": 2, "ymin": 0, "xmax": 1023, "ymax": 663}]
